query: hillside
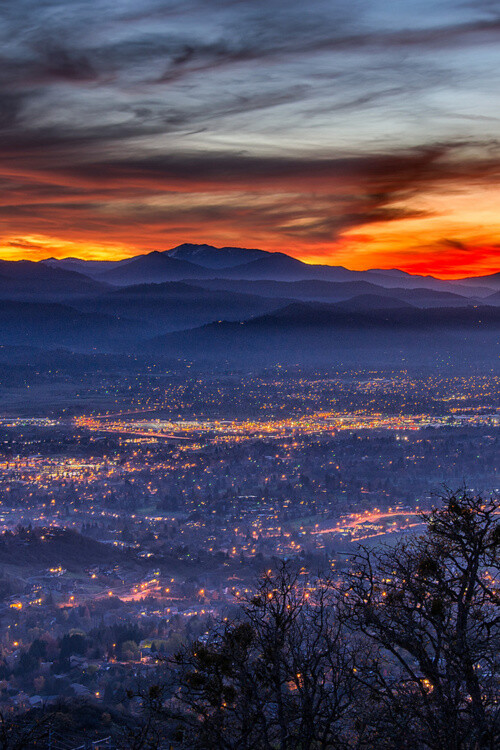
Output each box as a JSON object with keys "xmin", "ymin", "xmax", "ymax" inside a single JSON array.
[
  {"xmin": 0, "ymin": 527, "xmax": 133, "ymax": 571},
  {"xmin": 0, "ymin": 260, "xmax": 110, "ymax": 299},
  {"xmin": 0, "ymin": 300, "xmax": 143, "ymax": 351},
  {"xmin": 149, "ymin": 302, "xmax": 500, "ymax": 368}
]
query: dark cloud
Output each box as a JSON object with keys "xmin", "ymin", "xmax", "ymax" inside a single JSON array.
[
  {"xmin": 1, "ymin": 132, "xmax": 500, "ymax": 243},
  {"xmin": 36, "ymin": 45, "xmax": 98, "ymax": 83},
  {"xmin": 6, "ymin": 239, "xmax": 45, "ymax": 249},
  {"xmin": 54, "ymin": 146, "xmax": 443, "ymax": 184},
  {"xmin": 42, "ymin": 141, "xmax": 496, "ymax": 213},
  {"xmin": 441, "ymin": 238, "xmax": 468, "ymax": 250},
  {"xmin": 0, "ymin": 92, "xmax": 25, "ymax": 129},
  {"xmin": 0, "ymin": 139, "xmax": 492, "ymax": 248}
]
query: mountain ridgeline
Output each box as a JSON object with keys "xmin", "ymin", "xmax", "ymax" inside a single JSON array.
[{"xmin": 0, "ymin": 243, "xmax": 499, "ymax": 368}]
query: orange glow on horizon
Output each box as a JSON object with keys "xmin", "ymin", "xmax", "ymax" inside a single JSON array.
[
  {"xmin": 1, "ymin": 183, "xmax": 499, "ymax": 279},
  {"xmin": 1, "ymin": 230, "xmax": 498, "ymax": 279},
  {"xmin": 2, "ymin": 224, "xmax": 499, "ymax": 279}
]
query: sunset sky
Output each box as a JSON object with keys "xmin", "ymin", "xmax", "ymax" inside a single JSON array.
[{"xmin": 1, "ymin": 0, "xmax": 500, "ymax": 277}]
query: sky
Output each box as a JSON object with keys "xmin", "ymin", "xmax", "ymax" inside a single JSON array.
[{"xmin": 1, "ymin": 0, "xmax": 500, "ymax": 277}]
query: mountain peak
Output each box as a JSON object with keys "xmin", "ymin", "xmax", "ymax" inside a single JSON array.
[{"xmin": 166, "ymin": 243, "xmax": 270, "ymax": 269}]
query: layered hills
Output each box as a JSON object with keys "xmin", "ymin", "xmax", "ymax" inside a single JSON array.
[{"xmin": 0, "ymin": 243, "xmax": 497, "ymax": 368}]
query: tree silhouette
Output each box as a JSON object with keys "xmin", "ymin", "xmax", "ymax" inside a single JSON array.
[
  {"xmin": 146, "ymin": 562, "xmax": 362, "ymax": 749},
  {"xmin": 343, "ymin": 488, "xmax": 500, "ymax": 750}
]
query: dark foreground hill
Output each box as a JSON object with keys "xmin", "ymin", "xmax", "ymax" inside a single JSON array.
[
  {"xmin": 190, "ymin": 277, "xmax": 475, "ymax": 307},
  {"xmin": 148, "ymin": 302, "xmax": 500, "ymax": 368},
  {"xmin": 74, "ymin": 281, "xmax": 291, "ymax": 333},
  {"xmin": 1, "ymin": 294, "xmax": 498, "ymax": 369},
  {"xmin": 0, "ymin": 527, "xmax": 132, "ymax": 571},
  {"xmin": 0, "ymin": 300, "xmax": 143, "ymax": 350}
]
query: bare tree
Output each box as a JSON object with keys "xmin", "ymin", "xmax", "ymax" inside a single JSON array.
[
  {"xmin": 343, "ymin": 488, "xmax": 500, "ymax": 750},
  {"xmin": 0, "ymin": 708, "xmax": 52, "ymax": 750},
  {"xmin": 157, "ymin": 563, "xmax": 361, "ymax": 750}
]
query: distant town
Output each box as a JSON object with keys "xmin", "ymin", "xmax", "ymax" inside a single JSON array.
[{"xmin": 0, "ymin": 367, "xmax": 497, "ymax": 718}]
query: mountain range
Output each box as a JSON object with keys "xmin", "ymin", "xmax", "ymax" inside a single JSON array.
[{"xmin": 0, "ymin": 243, "xmax": 498, "ymax": 368}]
